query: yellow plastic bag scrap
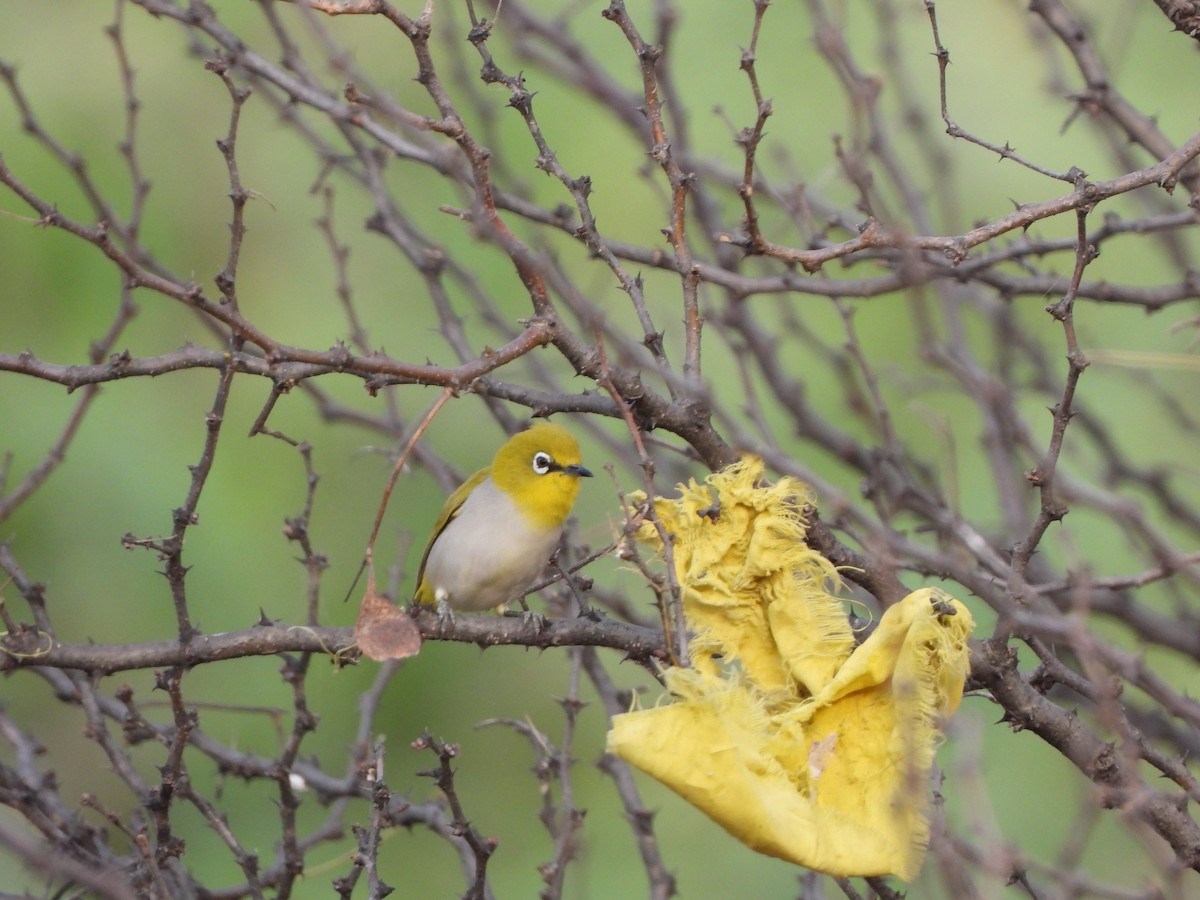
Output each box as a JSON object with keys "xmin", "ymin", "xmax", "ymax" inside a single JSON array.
[
  {"xmin": 630, "ymin": 457, "xmax": 854, "ymax": 696},
  {"xmin": 610, "ymin": 459, "xmax": 975, "ymax": 881}
]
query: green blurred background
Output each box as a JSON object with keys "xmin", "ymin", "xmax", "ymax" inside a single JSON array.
[{"xmin": 2, "ymin": 1, "xmax": 1198, "ymax": 896}]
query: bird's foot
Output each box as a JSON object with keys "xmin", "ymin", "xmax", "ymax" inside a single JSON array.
[{"xmin": 501, "ymin": 605, "xmax": 548, "ymax": 630}]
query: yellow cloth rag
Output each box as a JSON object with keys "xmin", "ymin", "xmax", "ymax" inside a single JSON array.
[{"xmin": 608, "ymin": 458, "xmax": 973, "ymax": 880}]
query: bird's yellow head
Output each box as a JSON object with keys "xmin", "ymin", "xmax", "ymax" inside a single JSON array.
[{"xmin": 491, "ymin": 422, "xmax": 592, "ymax": 531}]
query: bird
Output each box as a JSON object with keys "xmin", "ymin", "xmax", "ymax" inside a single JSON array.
[{"xmin": 414, "ymin": 422, "xmax": 592, "ymax": 616}]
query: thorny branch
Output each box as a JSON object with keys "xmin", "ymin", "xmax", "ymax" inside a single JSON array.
[{"xmin": 2, "ymin": 0, "xmax": 1200, "ymax": 896}]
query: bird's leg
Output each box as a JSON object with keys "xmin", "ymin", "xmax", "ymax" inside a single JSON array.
[
  {"xmin": 434, "ymin": 588, "xmax": 456, "ymax": 626},
  {"xmin": 503, "ymin": 593, "xmax": 548, "ymax": 630}
]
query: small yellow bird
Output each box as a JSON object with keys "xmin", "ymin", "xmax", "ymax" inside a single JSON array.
[{"xmin": 415, "ymin": 422, "xmax": 592, "ymax": 616}]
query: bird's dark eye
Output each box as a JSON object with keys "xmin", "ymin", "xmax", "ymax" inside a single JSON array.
[{"xmin": 532, "ymin": 451, "xmax": 554, "ymax": 475}]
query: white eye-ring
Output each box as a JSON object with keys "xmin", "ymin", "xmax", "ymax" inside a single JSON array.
[{"xmin": 532, "ymin": 451, "xmax": 554, "ymax": 475}]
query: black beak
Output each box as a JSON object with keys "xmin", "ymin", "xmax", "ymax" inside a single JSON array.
[{"xmin": 564, "ymin": 464, "xmax": 593, "ymax": 478}]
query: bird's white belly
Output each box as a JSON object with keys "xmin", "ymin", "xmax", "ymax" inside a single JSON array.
[{"xmin": 422, "ymin": 479, "xmax": 561, "ymax": 612}]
